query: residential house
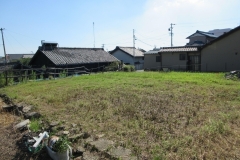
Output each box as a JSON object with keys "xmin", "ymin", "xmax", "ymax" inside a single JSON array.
[
  {"xmin": 110, "ymin": 46, "xmax": 144, "ymax": 70},
  {"xmin": 186, "ymin": 29, "xmax": 231, "ymax": 46},
  {"xmin": 144, "ymin": 48, "xmax": 161, "ymax": 70},
  {"xmin": 144, "ymin": 26, "xmax": 240, "ymax": 72},
  {"xmin": 201, "ymin": 26, "xmax": 240, "ymax": 72},
  {"xmin": 6, "ymin": 54, "xmax": 34, "ymax": 62},
  {"xmin": 158, "ymin": 46, "xmax": 201, "ymax": 71},
  {"xmin": 29, "ymin": 41, "xmax": 119, "ymax": 72}
]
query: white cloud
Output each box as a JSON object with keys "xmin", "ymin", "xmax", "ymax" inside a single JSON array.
[{"xmin": 130, "ymin": 0, "xmax": 240, "ymax": 51}]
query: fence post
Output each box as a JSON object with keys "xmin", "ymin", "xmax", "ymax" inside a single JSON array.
[
  {"xmin": 20, "ymin": 65, "xmax": 22, "ymax": 82},
  {"xmin": 54, "ymin": 68, "xmax": 56, "ymax": 79},
  {"xmin": 5, "ymin": 70, "xmax": 8, "ymax": 86}
]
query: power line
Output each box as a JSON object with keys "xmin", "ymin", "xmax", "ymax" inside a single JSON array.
[
  {"xmin": 3, "ymin": 34, "xmax": 17, "ymax": 54},
  {"xmin": 137, "ymin": 39, "xmax": 153, "ymax": 47},
  {"xmin": 5, "ymin": 29, "xmax": 40, "ymax": 41},
  {"xmin": 5, "ymin": 31, "xmax": 29, "ymax": 53},
  {"xmin": 104, "ymin": 41, "xmax": 132, "ymax": 45}
]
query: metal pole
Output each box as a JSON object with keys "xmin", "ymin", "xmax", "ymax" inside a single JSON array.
[
  {"xmin": 169, "ymin": 24, "xmax": 175, "ymax": 47},
  {"xmin": 93, "ymin": 22, "xmax": 95, "ymax": 48},
  {"xmin": 133, "ymin": 29, "xmax": 135, "ymax": 67},
  {"xmin": 0, "ymin": 28, "xmax": 7, "ymax": 64},
  {"xmin": 1, "ymin": 28, "xmax": 8, "ymax": 85}
]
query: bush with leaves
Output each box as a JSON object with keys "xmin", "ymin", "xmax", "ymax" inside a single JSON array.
[
  {"xmin": 104, "ymin": 61, "xmax": 120, "ymax": 71},
  {"xmin": 123, "ymin": 65, "xmax": 135, "ymax": 72},
  {"xmin": 19, "ymin": 58, "xmax": 31, "ymax": 66}
]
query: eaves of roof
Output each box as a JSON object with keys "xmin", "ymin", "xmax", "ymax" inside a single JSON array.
[
  {"xmin": 144, "ymin": 50, "xmax": 159, "ymax": 54},
  {"xmin": 159, "ymin": 46, "xmax": 199, "ymax": 53}
]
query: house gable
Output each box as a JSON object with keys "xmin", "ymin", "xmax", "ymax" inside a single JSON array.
[
  {"xmin": 201, "ymin": 26, "xmax": 240, "ymax": 72},
  {"xmin": 111, "ymin": 49, "xmax": 134, "ymax": 65},
  {"xmin": 29, "ymin": 50, "xmax": 55, "ymax": 68}
]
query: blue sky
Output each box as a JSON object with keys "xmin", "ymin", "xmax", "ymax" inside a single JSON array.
[{"xmin": 0, "ymin": 0, "xmax": 240, "ymax": 56}]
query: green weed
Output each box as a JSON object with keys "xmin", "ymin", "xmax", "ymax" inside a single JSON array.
[{"xmin": 29, "ymin": 119, "xmax": 41, "ymax": 132}]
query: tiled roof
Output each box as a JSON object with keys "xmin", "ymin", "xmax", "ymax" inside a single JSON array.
[
  {"xmin": 111, "ymin": 46, "xmax": 144, "ymax": 57},
  {"xmin": 33, "ymin": 47, "xmax": 119, "ymax": 66},
  {"xmin": 186, "ymin": 30, "xmax": 218, "ymax": 39},
  {"xmin": 159, "ymin": 47, "xmax": 199, "ymax": 52}
]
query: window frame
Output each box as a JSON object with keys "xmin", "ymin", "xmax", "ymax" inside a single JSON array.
[
  {"xmin": 156, "ymin": 56, "xmax": 161, "ymax": 62},
  {"xmin": 179, "ymin": 54, "xmax": 186, "ymax": 60}
]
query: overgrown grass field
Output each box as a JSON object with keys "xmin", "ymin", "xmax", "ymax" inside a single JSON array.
[{"xmin": 1, "ymin": 72, "xmax": 240, "ymax": 159}]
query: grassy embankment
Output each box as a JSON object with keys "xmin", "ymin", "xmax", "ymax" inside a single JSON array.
[{"xmin": 1, "ymin": 72, "xmax": 240, "ymax": 159}]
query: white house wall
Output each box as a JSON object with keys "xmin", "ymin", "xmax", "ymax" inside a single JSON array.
[
  {"xmin": 201, "ymin": 29, "xmax": 240, "ymax": 72},
  {"xmin": 112, "ymin": 50, "xmax": 134, "ymax": 65},
  {"xmin": 111, "ymin": 50, "xmax": 144, "ymax": 70}
]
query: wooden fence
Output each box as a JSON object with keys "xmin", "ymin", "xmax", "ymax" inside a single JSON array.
[{"xmin": 0, "ymin": 65, "xmax": 108, "ymax": 86}]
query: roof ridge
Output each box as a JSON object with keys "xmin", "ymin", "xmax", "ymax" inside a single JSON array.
[
  {"xmin": 197, "ymin": 30, "xmax": 214, "ymax": 35},
  {"xmin": 118, "ymin": 46, "xmax": 135, "ymax": 48},
  {"xmin": 161, "ymin": 46, "xmax": 197, "ymax": 49},
  {"xmin": 57, "ymin": 47, "xmax": 103, "ymax": 50}
]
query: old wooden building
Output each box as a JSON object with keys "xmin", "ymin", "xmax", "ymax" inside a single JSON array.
[{"xmin": 29, "ymin": 41, "xmax": 119, "ymax": 72}]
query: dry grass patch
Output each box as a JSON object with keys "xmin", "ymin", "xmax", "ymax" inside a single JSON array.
[
  {"xmin": 1, "ymin": 72, "xmax": 240, "ymax": 159},
  {"xmin": 0, "ymin": 99, "xmax": 16, "ymax": 127}
]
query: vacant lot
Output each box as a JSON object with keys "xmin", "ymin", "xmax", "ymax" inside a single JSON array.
[{"xmin": 1, "ymin": 72, "xmax": 240, "ymax": 159}]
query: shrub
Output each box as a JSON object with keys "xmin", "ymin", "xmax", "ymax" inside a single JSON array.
[
  {"xmin": 104, "ymin": 62, "xmax": 120, "ymax": 71},
  {"xmin": 19, "ymin": 58, "xmax": 31, "ymax": 65},
  {"xmin": 130, "ymin": 65, "xmax": 135, "ymax": 71},
  {"xmin": 59, "ymin": 70, "xmax": 67, "ymax": 78},
  {"xmin": 123, "ymin": 65, "xmax": 135, "ymax": 72},
  {"xmin": 29, "ymin": 70, "xmax": 36, "ymax": 80},
  {"xmin": 0, "ymin": 72, "xmax": 5, "ymax": 87}
]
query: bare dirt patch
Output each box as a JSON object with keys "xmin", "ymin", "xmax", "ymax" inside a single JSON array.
[{"xmin": 0, "ymin": 99, "xmax": 51, "ymax": 160}]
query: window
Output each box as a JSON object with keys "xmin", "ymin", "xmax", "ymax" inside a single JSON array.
[
  {"xmin": 179, "ymin": 54, "xmax": 186, "ymax": 60},
  {"xmin": 156, "ymin": 56, "xmax": 161, "ymax": 62}
]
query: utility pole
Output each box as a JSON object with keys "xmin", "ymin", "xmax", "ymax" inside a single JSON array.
[
  {"xmin": 93, "ymin": 22, "xmax": 95, "ymax": 48},
  {"xmin": 1, "ymin": 28, "xmax": 8, "ymax": 85},
  {"xmin": 0, "ymin": 28, "xmax": 7, "ymax": 64},
  {"xmin": 169, "ymin": 23, "xmax": 175, "ymax": 47},
  {"xmin": 102, "ymin": 44, "xmax": 105, "ymax": 50},
  {"xmin": 133, "ymin": 29, "xmax": 136, "ymax": 66}
]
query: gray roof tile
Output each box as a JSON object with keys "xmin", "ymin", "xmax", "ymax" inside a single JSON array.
[
  {"xmin": 40, "ymin": 48, "xmax": 119, "ymax": 65},
  {"xmin": 159, "ymin": 47, "xmax": 199, "ymax": 52},
  {"xmin": 114, "ymin": 47, "xmax": 144, "ymax": 57}
]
